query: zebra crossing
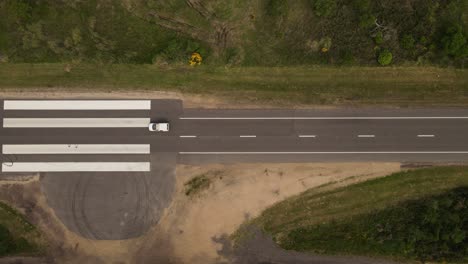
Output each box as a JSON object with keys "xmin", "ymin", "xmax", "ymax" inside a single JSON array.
[{"xmin": 1, "ymin": 100, "xmax": 152, "ymax": 173}]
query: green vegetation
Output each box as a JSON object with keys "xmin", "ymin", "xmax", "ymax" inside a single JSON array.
[
  {"xmin": 313, "ymin": 0, "xmax": 336, "ymax": 18},
  {"xmin": 378, "ymin": 49, "xmax": 393, "ymax": 66},
  {"xmin": 184, "ymin": 175, "xmax": 211, "ymax": 196},
  {"xmin": 374, "ymin": 31, "xmax": 383, "ymax": 45},
  {"xmin": 400, "ymin": 34, "xmax": 415, "ymax": 51},
  {"xmin": 244, "ymin": 166, "xmax": 468, "ymax": 262},
  {"xmin": 0, "ymin": 0, "xmax": 466, "ymax": 67},
  {"xmin": 1, "ymin": 63, "xmax": 467, "ymax": 106},
  {"xmin": 284, "ymin": 187, "xmax": 468, "ymax": 263},
  {"xmin": 0, "ymin": 202, "xmax": 44, "ymax": 256}
]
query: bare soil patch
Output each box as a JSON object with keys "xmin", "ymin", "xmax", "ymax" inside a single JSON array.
[{"xmin": 152, "ymin": 162, "xmax": 401, "ymax": 263}]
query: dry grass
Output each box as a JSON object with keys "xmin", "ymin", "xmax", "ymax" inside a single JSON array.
[{"xmin": 0, "ymin": 63, "xmax": 466, "ymax": 106}]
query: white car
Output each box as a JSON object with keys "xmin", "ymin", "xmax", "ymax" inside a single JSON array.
[{"xmin": 149, "ymin": 122, "xmax": 170, "ymax": 132}]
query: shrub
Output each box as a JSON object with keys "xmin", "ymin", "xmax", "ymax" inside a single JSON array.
[
  {"xmin": 184, "ymin": 175, "xmax": 211, "ymax": 196},
  {"xmin": 374, "ymin": 31, "xmax": 383, "ymax": 45},
  {"xmin": 378, "ymin": 49, "xmax": 392, "ymax": 66},
  {"xmin": 313, "ymin": 0, "xmax": 336, "ymax": 18},
  {"xmin": 441, "ymin": 26, "xmax": 467, "ymax": 58},
  {"xmin": 400, "ymin": 34, "xmax": 415, "ymax": 50},
  {"xmin": 189, "ymin": 52, "xmax": 202, "ymax": 66},
  {"xmin": 320, "ymin": 37, "xmax": 332, "ymax": 52},
  {"xmin": 359, "ymin": 13, "xmax": 375, "ymax": 29}
]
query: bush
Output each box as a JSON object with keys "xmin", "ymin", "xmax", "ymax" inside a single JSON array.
[
  {"xmin": 359, "ymin": 13, "xmax": 376, "ymax": 29},
  {"xmin": 378, "ymin": 49, "xmax": 392, "ymax": 66},
  {"xmin": 313, "ymin": 0, "xmax": 336, "ymax": 17},
  {"xmin": 184, "ymin": 175, "xmax": 211, "ymax": 196},
  {"xmin": 374, "ymin": 31, "xmax": 383, "ymax": 45},
  {"xmin": 441, "ymin": 26, "xmax": 468, "ymax": 58},
  {"xmin": 400, "ymin": 34, "xmax": 415, "ymax": 50},
  {"xmin": 156, "ymin": 39, "xmax": 204, "ymax": 63}
]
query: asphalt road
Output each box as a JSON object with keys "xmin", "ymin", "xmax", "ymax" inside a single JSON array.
[
  {"xmin": 2, "ymin": 99, "xmax": 468, "ymax": 241},
  {"xmin": 2, "ymin": 100, "xmax": 468, "ymax": 163}
]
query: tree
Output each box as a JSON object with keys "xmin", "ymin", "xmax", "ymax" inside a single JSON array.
[{"xmin": 378, "ymin": 49, "xmax": 392, "ymax": 66}]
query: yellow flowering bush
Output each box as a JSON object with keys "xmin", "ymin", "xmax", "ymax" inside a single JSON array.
[{"xmin": 189, "ymin": 52, "xmax": 202, "ymax": 66}]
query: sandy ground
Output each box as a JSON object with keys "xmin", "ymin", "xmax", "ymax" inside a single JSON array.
[
  {"xmin": 157, "ymin": 162, "xmax": 402, "ymax": 264},
  {"xmin": 0, "ymin": 162, "xmax": 401, "ymax": 264}
]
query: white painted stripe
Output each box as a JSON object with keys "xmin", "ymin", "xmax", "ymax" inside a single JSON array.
[
  {"xmin": 3, "ymin": 118, "xmax": 150, "ymax": 128},
  {"xmin": 179, "ymin": 151, "xmax": 468, "ymax": 154},
  {"xmin": 2, "ymin": 162, "xmax": 150, "ymax": 172},
  {"xmin": 418, "ymin": 135, "xmax": 435, "ymax": 138},
  {"xmin": 180, "ymin": 135, "xmax": 197, "ymax": 138},
  {"xmin": 180, "ymin": 117, "xmax": 468, "ymax": 120},
  {"xmin": 358, "ymin": 135, "xmax": 375, "ymax": 138},
  {"xmin": 4, "ymin": 100, "xmax": 151, "ymax": 110},
  {"xmin": 2, "ymin": 144, "xmax": 150, "ymax": 154},
  {"xmin": 240, "ymin": 135, "xmax": 256, "ymax": 138},
  {"xmin": 298, "ymin": 135, "xmax": 317, "ymax": 138}
]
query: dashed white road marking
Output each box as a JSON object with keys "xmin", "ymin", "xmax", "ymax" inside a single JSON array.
[
  {"xmin": 418, "ymin": 135, "xmax": 435, "ymax": 138},
  {"xmin": 358, "ymin": 135, "xmax": 375, "ymax": 138},
  {"xmin": 4, "ymin": 100, "xmax": 151, "ymax": 110},
  {"xmin": 180, "ymin": 135, "xmax": 197, "ymax": 138},
  {"xmin": 298, "ymin": 135, "xmax": 317, "ymax": 138},
  {"xmin": 240, "ymin": 135, "xmax": 257, "ymax": 138}
]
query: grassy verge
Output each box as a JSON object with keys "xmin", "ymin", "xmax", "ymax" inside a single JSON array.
[
  {"xmin": 239, "ymin": 166, "xmax": 468, "ymax": 262},
  {"xmin": 0, "ymin": 63, "xmax": 467, "ymax": 106},
  {"xmin": 283, "ymin": 187, "xmax": 468, "ymax": 262},
  {"xmin": 0, "ymin": 202, "xmax": 45, "ymax": 256}
]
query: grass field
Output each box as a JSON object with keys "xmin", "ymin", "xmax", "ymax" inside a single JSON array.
[
  {"xmin": 0, "ymin": 63, "xmax": 467, "ymax": 106},
  {"xmin": 0, "ymin": 202, "xmax": 45, "ymax": 256},
  {"xmin": 238, "ymin": 166, "xmax": 468, "ymax": 262},
  {"xmin": 1, "ymin": 0, "xmax": 466, "ymax": 66}
]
